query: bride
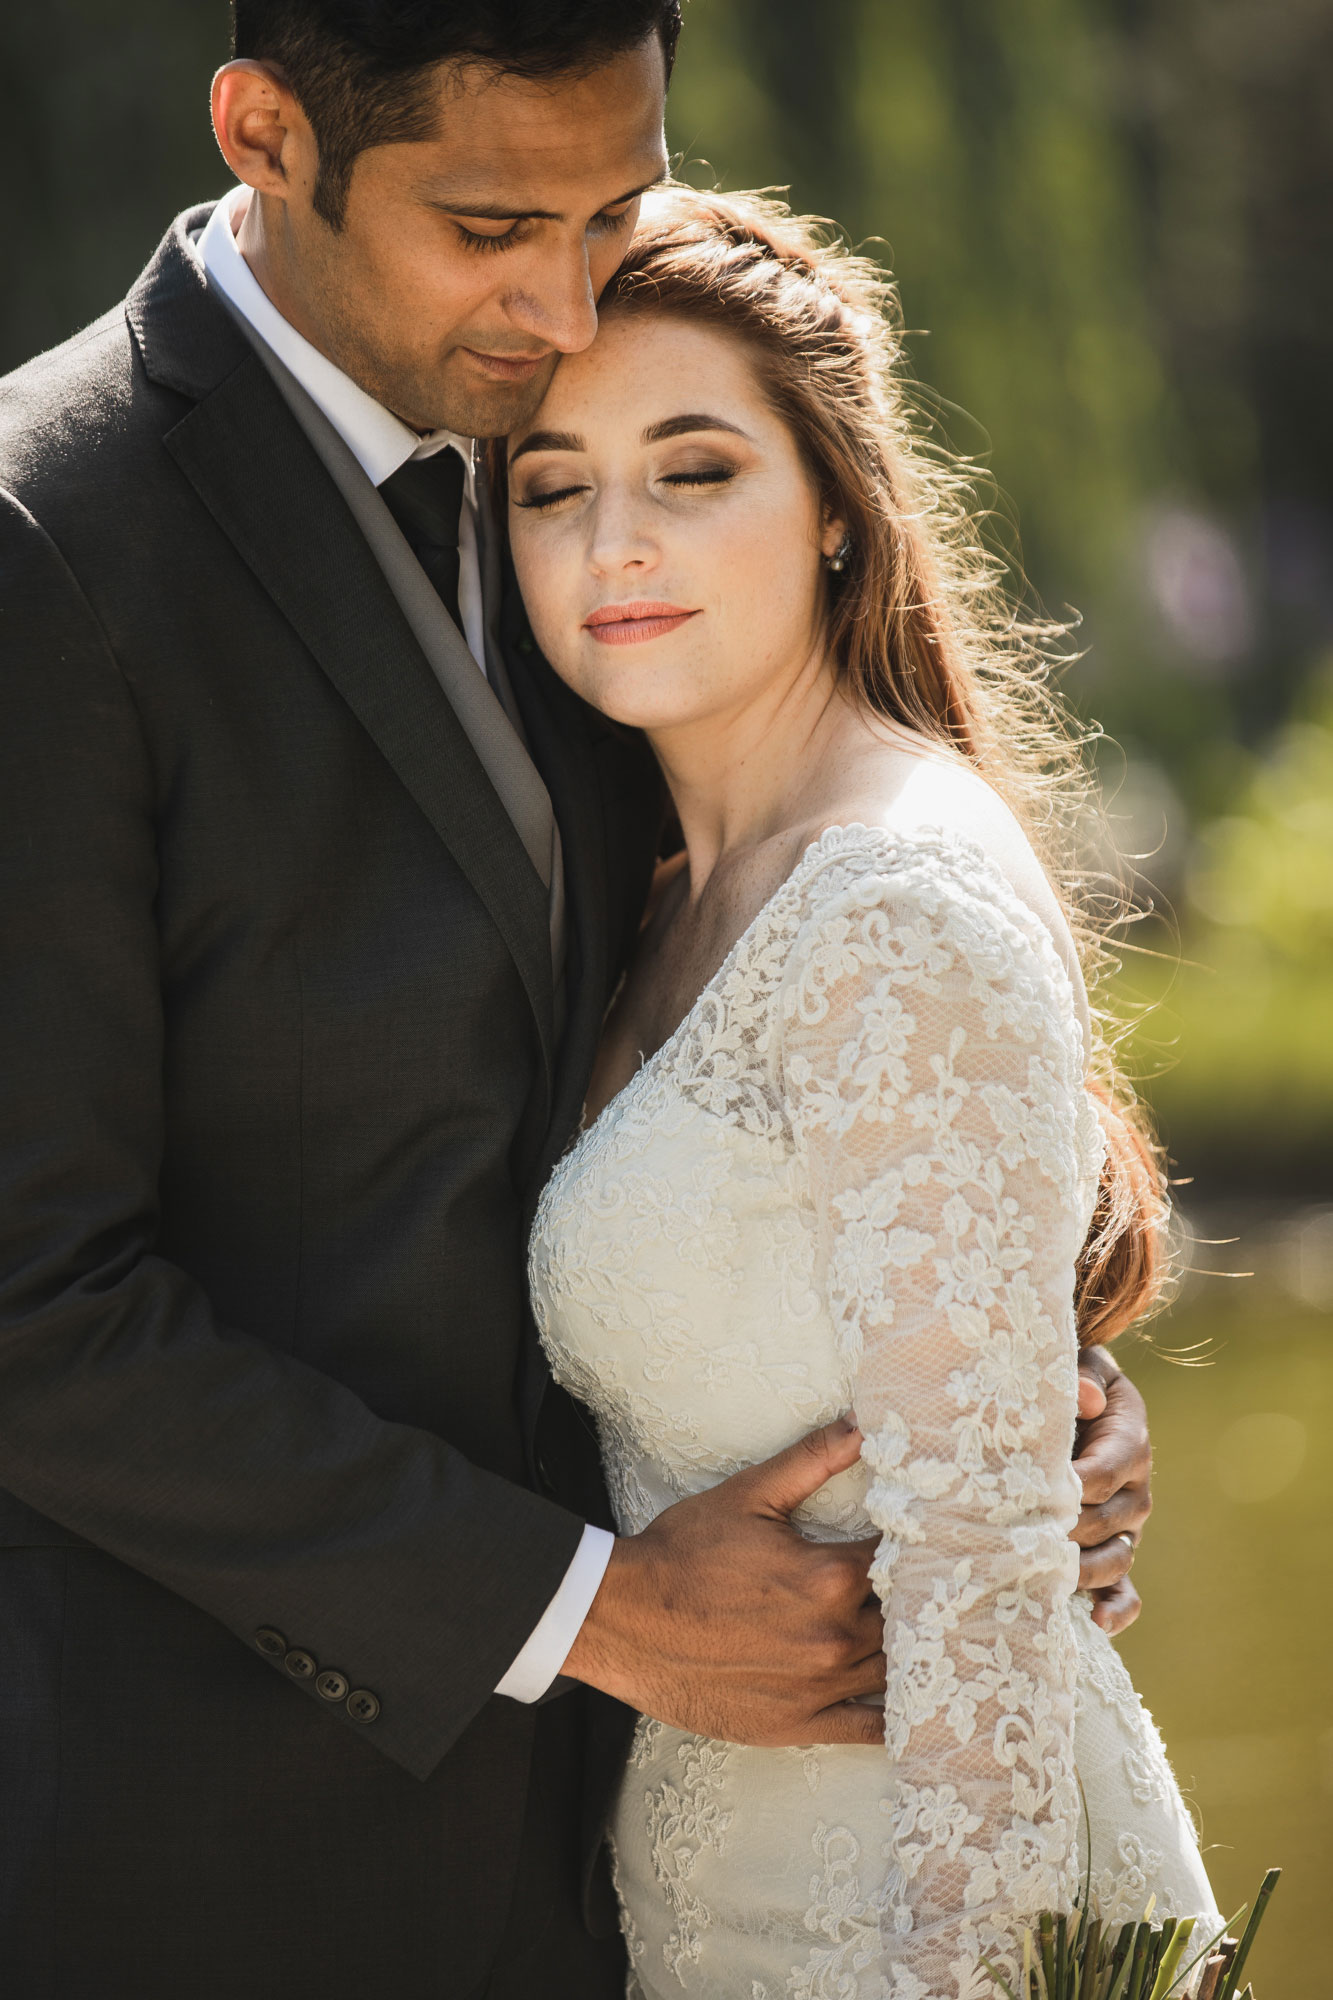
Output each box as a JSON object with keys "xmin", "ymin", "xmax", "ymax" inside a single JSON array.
[{"xmin": 512, "ymin": 188, "xmax": 1219, "ymax": 1999}]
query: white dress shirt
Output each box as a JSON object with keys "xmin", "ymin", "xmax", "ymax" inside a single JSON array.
[{"xmin": 189, "ymin": 187, "xmax": 614, "ymax": 1703}]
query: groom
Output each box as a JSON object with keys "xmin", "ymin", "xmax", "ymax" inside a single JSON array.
[{"xmin": 0, "ymin": 3, "xmax": 1152, "ymax": 1993}]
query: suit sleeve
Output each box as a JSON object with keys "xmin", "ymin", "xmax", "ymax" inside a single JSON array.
[{"xmin": 0, "ymin": 487, "xmax": 584, "ymax": 1780}]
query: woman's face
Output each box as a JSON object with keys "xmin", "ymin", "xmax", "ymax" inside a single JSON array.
[{"xmin": 506, "ymin": 312, "xmax": 842, "ymax": 735}]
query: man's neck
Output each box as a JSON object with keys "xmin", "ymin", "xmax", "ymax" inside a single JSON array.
[
  {"xmin": 232, "ymin": 191, "xmax": 337, "ymax": 371},
  {"xmin": 227, "ymin": 188, "xmax": 434, "ymax": 442}
]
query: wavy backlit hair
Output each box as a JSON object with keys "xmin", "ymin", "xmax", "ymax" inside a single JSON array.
[{"xmin": 599, "ymin": 185, "xmax": 1168, "ymax": 1343}]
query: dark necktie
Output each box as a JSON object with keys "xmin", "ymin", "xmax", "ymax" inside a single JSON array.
[{"xmin": 379, "ymin": 448, "xmax": 467, "ymax": 634}]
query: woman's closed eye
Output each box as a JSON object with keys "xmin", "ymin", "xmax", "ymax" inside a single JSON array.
[
  {"xmin": 513, "ymin": 463, "xmax": 738, "ymax": 513},
  {"xmin": 513, "ymin": 481, "xmax": 592, "ymax": 512},
  {"xmin": 660, "ymin": 464, "xmax": 736, "ymax": 491}
]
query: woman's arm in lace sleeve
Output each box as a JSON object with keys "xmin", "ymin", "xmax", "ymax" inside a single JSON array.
[{"xmin": 779, "ymin": 846, "xmax": 1091, "ymax": 2000}]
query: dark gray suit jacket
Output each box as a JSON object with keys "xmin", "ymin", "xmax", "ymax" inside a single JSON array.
[{"xmin": 0, "ymin": 205, "xmax": 660, "ymax": 1993}]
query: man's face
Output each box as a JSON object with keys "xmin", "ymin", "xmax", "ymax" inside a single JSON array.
[{"xmin": 250, "ymin": 41, "xmax": 668, "ymax": 438}]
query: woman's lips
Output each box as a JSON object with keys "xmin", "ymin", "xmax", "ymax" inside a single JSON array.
[{"xmin": 583, "ymin": 601, "xmax": 700, "ymax": 646}]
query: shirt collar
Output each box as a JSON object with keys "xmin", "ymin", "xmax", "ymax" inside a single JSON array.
[{"xmin": 193, "ymin": 187, "xmax": 476, "ymax": 495}]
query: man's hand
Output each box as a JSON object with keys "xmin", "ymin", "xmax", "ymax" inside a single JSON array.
[
  {"xmin": 1074, "ymin": 1345, "xmax": 1152, "ymax": 1637},
  {"xmin": 562, "ymin": 1418, "xmax": 886, "ymax": 1747}
]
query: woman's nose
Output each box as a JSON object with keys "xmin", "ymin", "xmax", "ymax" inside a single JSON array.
[{"xmin": 588, "ymin": 497, "xmax": 658, "ymax": 576}]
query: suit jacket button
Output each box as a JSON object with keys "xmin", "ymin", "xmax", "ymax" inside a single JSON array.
[
  {"xmin": 284, "ymin": 1648, "xmax": 317, "ymax": 1680},
  {"xmin": 316, "ymin": 1670, "xmax": 349, "ymax": 1703},
  {"xmin": 347, "ymin": 1688, "xmax": 380, "ymax": 1723},
  {"xmin": 254, "ymin": 1627, "xmax": 288, "ymax": 1658}
]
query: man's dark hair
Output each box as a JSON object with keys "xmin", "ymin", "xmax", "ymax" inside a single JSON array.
[{"xmin": 231, "ymin": 0, "xmax": 682, "ymax": 228}]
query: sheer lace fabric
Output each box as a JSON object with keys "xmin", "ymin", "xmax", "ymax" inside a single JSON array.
[{"xmin": 529, "ymin": 826, "xmax": 1218, "ymax": 1999}]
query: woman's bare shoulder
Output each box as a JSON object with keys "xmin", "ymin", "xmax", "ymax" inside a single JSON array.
[
  {"xmin": 815, "ymin": 732, "xmax": 1088, "ymax": 1017},
  {"xmin": 817, "ymin": 731, "xmax": 1034, "ymax": 877}
]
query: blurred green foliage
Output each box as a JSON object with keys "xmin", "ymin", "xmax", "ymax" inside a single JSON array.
[
  {"xmin": 1188, "ymin": 670, "xmax": 1333, "ymax": 958},
  {"xmin": 670, "ymin": 0, "xmax": 1169, "ymax": 615},
  {"xmin": 1126, "ymin": 668, "xmax": 1333, "ymax": 1177}
]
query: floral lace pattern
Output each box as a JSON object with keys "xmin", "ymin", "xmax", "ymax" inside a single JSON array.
[{"xmin": 529, "ymin": 826, "xmax": 1218, "ymax": 1998}]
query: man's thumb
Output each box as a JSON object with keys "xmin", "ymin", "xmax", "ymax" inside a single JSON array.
[{"xmin": 742, "ymin": 1416, "xmax": 863, "ymax": 1518}]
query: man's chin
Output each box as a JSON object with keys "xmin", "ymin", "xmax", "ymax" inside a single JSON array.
[{"xmin": 423, "ymin": 353, "xmax": 559, "ymax": 441}]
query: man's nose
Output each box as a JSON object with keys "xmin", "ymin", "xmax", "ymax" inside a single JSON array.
[{"xmin": 507, "ymin": 239, "xmax": 600, "ymax": 355}]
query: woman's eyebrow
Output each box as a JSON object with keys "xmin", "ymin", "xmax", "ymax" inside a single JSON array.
[
  {"xmin": 508, "ymin": 413, "xmax": 755, "ymax": 467},
  {"xmin": 509, "ymin": 428, "xmax": 587, "ymax": 465},
  {"xmin": 641, "ymin": 414, "xmax": 754, "ymax": 444}
]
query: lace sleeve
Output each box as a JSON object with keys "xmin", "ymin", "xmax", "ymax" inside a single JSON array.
[{"xmin": 777, "ymin": 839, "xmax": 1092, "ymax": 2000}]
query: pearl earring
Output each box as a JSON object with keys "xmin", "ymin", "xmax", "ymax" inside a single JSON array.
[{"xmin": 825, "ymin": 534, "xmax": 852, "ymax": 573}]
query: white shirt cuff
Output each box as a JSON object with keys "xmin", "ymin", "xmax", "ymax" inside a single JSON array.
[{"xmin": 494, "ymin": 1523, "xmax": 616, "ymax": 1703}]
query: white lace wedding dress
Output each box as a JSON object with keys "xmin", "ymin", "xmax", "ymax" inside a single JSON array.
[{"xmin": 529, "ymin": 826, "xmax": 1219, "ymax": 2000}]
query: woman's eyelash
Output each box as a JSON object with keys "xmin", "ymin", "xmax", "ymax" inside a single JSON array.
[
  {"xmin": 514, "ymin": 485, "xmax": 589, "ymax": 512},
  {"xmin": 662, "ymin": 467, "xmax": 736, "ymax": 488}
]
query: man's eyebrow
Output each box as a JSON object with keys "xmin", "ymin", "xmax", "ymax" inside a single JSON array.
[
  {"xmin": 641, "ymin": 414, "xmax": 754, "ymax": 445},
  {"xmin": 509, "ymin": 428, "xmax": 588, "ymax": 465},
  {"xmin": 422, "ymin": 177, "xmax": 663, "ymax": 224}
]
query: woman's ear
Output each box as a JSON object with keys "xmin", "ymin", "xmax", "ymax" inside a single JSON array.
[{"xmin": 819, "ymin": 510, "xmax": 848, "ymax": 562}]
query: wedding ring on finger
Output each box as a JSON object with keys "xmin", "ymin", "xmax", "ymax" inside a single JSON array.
[{"xmin": 1113, "ymin": 1531, "xmax": 1136, "ymax": 1566}]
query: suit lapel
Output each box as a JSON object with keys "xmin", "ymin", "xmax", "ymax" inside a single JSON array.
[
  {"xmin": 498, "ymin": 559, "xmax": 611, "ymax": 1187},
  {"xmin": 130, "ymin": 220, "xmax": 556, "ymax": 1097}
]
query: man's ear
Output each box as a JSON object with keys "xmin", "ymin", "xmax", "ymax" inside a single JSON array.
[{"xmin": 212, "ymin": 60, "xmax": 310, "ymax": 204}]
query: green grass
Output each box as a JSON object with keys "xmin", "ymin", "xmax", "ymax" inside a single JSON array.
[{"xmin": 1115, "ymin": 1289, "xmax": 1332, "ymax": 1998}]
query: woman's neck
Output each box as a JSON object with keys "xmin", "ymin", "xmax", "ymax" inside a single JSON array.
[{"xmin": 648, "ymin": 645, "xmax": 850, "ymax": 900}]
